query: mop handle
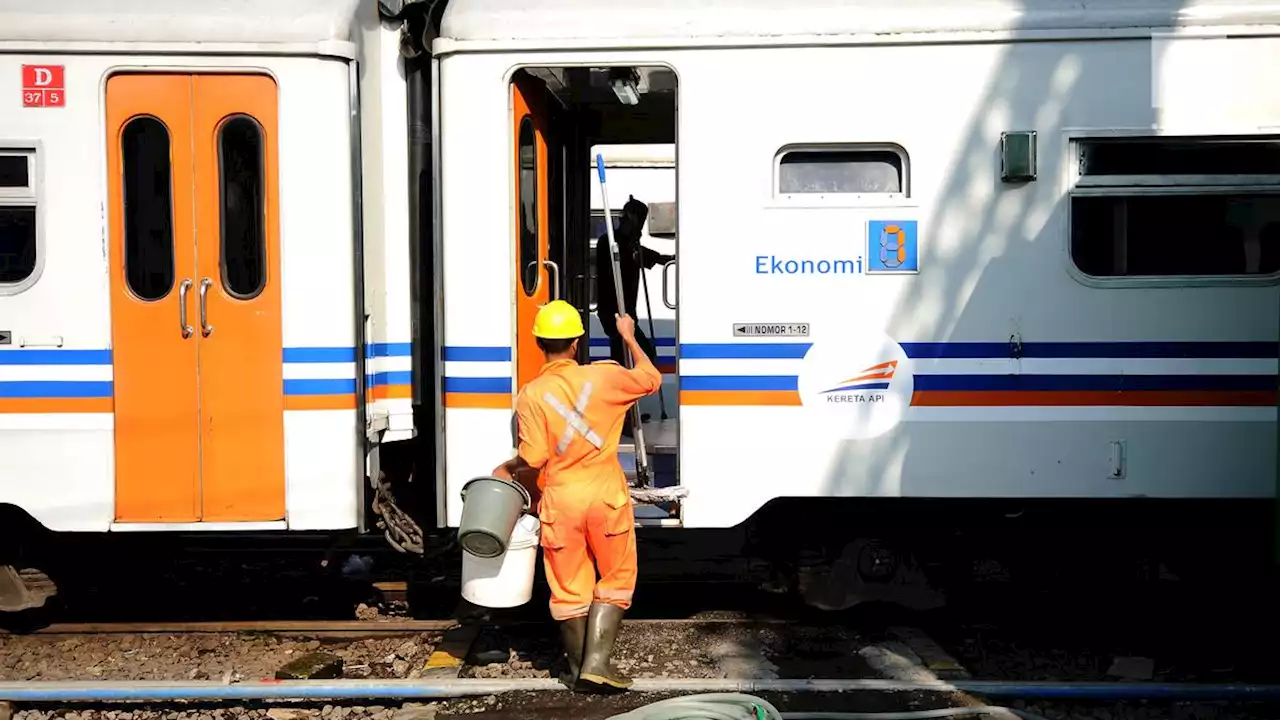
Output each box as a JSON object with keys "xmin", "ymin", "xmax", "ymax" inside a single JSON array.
[{"xmin": 597, "ymin": 155, "xmax": 631, "ymax": 365}]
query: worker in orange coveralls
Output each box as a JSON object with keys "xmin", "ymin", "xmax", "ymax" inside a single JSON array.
[{"xmin": 491, "ymin": 300, "xmax": 661, "ymax": 693}]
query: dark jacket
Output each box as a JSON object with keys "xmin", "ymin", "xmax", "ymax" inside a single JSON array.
[
  {"xmin": 594, "ymin": 196, "xmax": 670, "ymax": 318},
  {"xmin": 596, "ymin": 235, "xmax": 668, "ymax": 318}
]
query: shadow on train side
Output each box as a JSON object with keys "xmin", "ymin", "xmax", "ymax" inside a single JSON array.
[{"xmin": 739, "ymin": 0, "xmax": 1280, "ymax": 615}]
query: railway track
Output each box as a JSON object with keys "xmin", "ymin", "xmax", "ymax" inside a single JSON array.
[
  {"xmin": 3, "ymin": 543, "xmax": 1279, "ymax": 720},
  {"xmin": 0, "ymin": 616, "xmax": 961, "ymax": 685},
  {"xmin": 2, "ymin": 615, "xmax": 1280, "ymax": 720}
]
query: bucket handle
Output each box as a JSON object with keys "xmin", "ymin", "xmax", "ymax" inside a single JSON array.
[{"xmin": 460, "ymin": 475, "xmax": 532, "ymax": 511}]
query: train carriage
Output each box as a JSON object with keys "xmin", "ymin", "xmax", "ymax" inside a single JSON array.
[{"xmin": 2, "ymin": 0, "xmax": 1278, "ymax": 613}]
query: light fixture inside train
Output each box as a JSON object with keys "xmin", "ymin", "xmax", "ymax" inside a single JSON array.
[{"xmin": 610, "ymin": 67, "xmax": 641, "ymax": 105}]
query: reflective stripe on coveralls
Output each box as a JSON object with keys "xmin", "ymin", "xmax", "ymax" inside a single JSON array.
[
  {"xmin": 544, "ymin": 382, "xmax": 604, "ymax": 453},
  {"xmin": 514, "ymin": 357, "xmax": 662, "ymax": 621}
]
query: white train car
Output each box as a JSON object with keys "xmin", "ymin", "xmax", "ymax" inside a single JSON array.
[
  {"xmin": 430, "ymin": 0, "xmax": 1280, "ymax": 585},
  {"xmin": 0, "ymin": 0, "xmax": 419, "ymax": 611},
  {"xmin": 2, "ymin": 0, "xmax": 1279, "ymax": 611}
]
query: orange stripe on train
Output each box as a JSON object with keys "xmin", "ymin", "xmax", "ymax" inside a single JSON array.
[
  {"xmin": 371, "ymin": 384, "xmax": 413, "ymax": 401},
  {"xmin": 284, "ymin": 394, "xmax": 356, "ymax": 411},
  {"xmin": 445, "ymin": 393, "xmax": 512, "ymax": 409},
  {"xmin": 0, "ymin": 397, "xmax": 114, "ymax": 414}
]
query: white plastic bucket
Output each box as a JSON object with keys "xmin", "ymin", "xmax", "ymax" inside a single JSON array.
[{"xmin": 460, "ymin": 512, "xmax": 541, "ymax": 608}]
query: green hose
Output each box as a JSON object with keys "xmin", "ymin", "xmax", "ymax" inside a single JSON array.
[
  {"xmin": 605, "ymin": 693, "xmax": 1052, "ymax": 720},
  {"xmin": 605, "ymin": 693, "xmax": 784, "ymax": 720}
]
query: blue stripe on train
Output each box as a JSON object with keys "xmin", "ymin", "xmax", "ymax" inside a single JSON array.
[
  {"xmin": 442, "ymin": 346, "xmax": 512, "ymax": 362},
  {"xmin": 443, "ymin": 377, "xmax": 512, "ymax": 394},
  {"xmin": 282, "ymin": 344, "xmax": 414, "ymax": 363},
  {"xmin": 0, "ymin": 350, "xmax": 113, "ymax": 365},
  {"xmin": 679, "ymin": 341, "xmax": 1280, "ymax": 360},
  {"xmin": 0, "ymin": 381, "xmax": 113, "ymax": 398},
  {"xmin": 677, "ymin": 374, "xmax": 1279, "ymax": 393},
  {"xmin": 680, "ymin": 376, "xmax": 799, "ymax": 392},
  {"xmin": 589, "ymin": 337, "xmax": 678, "ymax": 347}
]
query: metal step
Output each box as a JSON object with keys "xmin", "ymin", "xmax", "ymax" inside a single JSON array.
[{"xmin": 633, "ymin": 502, "xmax": 681, "ymax": 527}]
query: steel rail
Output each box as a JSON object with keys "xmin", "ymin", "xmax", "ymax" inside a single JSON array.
[{"xmin": 3, "ymin": 616, "xmax": 796, "ymax": 636}]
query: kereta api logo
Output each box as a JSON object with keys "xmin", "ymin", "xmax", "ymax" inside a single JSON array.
[
  {"xmin": 798, "ymin": 333, "xmax": 914, "ymax": 440},
  {"xmin": 819, "ymin": 361, "xmax": 898, "ymax": 396}
]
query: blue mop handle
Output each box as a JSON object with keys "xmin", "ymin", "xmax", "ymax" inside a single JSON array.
[{"xmin": 597, "ymin": 153, "xmax": 630, "ymax": 341}]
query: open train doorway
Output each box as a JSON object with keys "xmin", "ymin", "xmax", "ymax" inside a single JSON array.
[{"xmin": 509, "ymin": 65, "xmax": 681, "ymax": 527}]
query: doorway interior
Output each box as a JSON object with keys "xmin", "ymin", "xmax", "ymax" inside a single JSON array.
[{"xmin": 510, "ymin": 65, "xmax": 681, "ymax": 526}]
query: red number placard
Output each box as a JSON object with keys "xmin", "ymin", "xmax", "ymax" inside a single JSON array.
[{"xmin": 22, "ymin": 65, "xmax": 65, "ymax": 108}]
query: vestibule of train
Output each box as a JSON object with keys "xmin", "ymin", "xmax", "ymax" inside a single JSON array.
[{"xmin": 509, "ymin": 65, "xmax": 681, "ymax": 525}]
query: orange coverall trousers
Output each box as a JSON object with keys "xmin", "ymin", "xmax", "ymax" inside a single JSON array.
[{"xmin": 513, "ymin": 356, "xmax": 662, "ymax": 620}]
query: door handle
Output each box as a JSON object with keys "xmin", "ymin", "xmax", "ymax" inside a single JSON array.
[
  {"xmin": 542, "ymin": 260, "xmax": 560, "ymax": 301},
  {"xmin": 661, "ymin": 260, "xmax": 677, "ymax": 310},
  {"xmin": 178, "ymin": 279, "xmax": 194, "ymax": 339},
  {"xmin": 198, "ymin": 278, "xmax": 214, "ymax": 337},
  {"xmin": 523, "ymin": 260, "xmax": 541, "ymax": 295}
]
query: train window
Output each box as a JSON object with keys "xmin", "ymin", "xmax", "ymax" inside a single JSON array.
[
  {"xmin": 121, "ymin": 117, "xmax": 176, "ymax": 301},
  {"xmin": 1078, "ymin": 137, "xmax": 1280, "ymax": 176},
  {"xmin": 0, "ymin": 207, "xmax": 36, "ymax": 285},
  {"xmin": 0, "ymin": 154, "xmax": 29, "ymax": 188},
  {"xmin": 587, "ymin": 214, "xmax": 621, "ymax": 310},
  {"xmin": 0, "ymin": 149, "xmax": 37, "ymax": 287},
  {"xmin": 776, "ymin": 146, "xmax": 907, "ymax": 195},
  {"xmin": 518, "ymin": 118, "xmax": 539, "ymax": 296},
  {"xmin": 218, "ymin": 115, "xmax": 267, "ymax": 299},
  {"xmin": 589, "ymin": 211, "xmax": 620, "ymax": 241},
  {"xmin": 1070, "ymin": 136, "xmax": 1280, "ymax": 279}
]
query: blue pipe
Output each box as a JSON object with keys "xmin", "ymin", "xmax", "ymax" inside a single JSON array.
[
  {"xmin": 3, "ymin": 678, "xmax": 1280, "ymax": 703},
  {"xmin": 0, "ymin": 679, "xmax": 563, "ymax": 702}
]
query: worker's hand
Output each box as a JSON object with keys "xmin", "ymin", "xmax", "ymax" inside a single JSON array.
[
  {"xmin": 659, "ymin": 253, "xmax": 675, "ymax": 264},
  {"xmin": 616, "ymin": 313, "xmax": 636, "ymax": 342}
]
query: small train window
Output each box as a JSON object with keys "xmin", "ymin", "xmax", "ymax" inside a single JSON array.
[
  {"xmin": 0, "ymin": 148, "xmax": 38, "ymax": 287},
  {"xmin": 518, "ymin": 117, "xmax": 539, "ymax": 296},
  {"xmin": 776, "ymin": 146, "xmax": 907, "ymax": 196},
  {"xmin": 121, "ymin": 117, "xmax": 176, "ymax": 301},
  {"xmin": 218, "ymin": 115, "xmax": 267, "ymax": 299}
]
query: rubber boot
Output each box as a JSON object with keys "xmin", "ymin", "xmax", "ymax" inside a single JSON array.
[
  {"xmin": 557, "ymin": 615, "xmax": 587, "ymax": 688},
  {"xmin": 576, "ymin": 602, "xmax": 632, "ymax": 692}
]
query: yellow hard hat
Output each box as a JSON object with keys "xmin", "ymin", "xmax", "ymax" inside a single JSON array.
[{"xmin": 532, "ymin": 300, "xmax": 585, "ymax": 339}]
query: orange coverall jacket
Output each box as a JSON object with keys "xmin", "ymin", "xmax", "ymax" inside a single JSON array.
[{"xmin": 513, "ymin": 355, "xmax": 662, "ymax": 620}]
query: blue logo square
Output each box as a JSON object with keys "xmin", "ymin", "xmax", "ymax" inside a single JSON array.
[{"xmin": 866, "ymin": 220, "xmax": 919, "ymax": 274}]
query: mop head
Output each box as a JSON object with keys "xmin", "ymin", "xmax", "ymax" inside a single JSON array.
[{"xmin": 629, "ymin": 485, "xmax": 689, "ymax": 504}]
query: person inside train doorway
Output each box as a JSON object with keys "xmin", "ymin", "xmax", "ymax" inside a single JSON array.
[
  {"xmin": 491, "ymin": 300, "xmax": 662, "ymax": 693},
  {"xmin": 595, "ymin": 195, "xmax": 673, "ymax": 381}
]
